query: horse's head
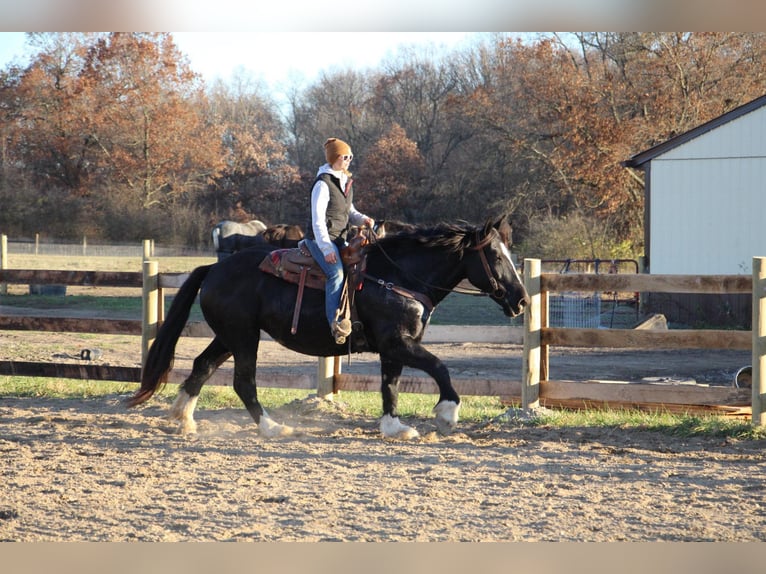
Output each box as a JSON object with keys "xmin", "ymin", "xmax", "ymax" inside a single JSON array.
[{"xmin": 466, "ymin": 215, "xmax": 529, "ymax": 318}]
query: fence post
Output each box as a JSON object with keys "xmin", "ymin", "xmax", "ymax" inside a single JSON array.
[
  {"xmin": 522, "ymin": 258, "xmax": 541, "ymax": 409},
  {"xmin": 142, "ymin": 258, "xmax": 159, "ymax": 369},
  {"xmin": 0, "ymin": 234, "xmax": 7, "ymax": 295},
  {"xmin": 752, "ymin": 257, "xmax": 766, "ymax": 426},
  {"xmin": 317, "ymin": 356, "xmax": 341, "ymax": 400}
]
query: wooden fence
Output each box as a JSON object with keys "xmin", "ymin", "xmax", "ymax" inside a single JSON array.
[{"xmin": 1, "ymin": 236, "xmax": 764, "ymax": 425}]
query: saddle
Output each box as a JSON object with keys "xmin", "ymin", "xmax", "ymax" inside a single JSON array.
[{"xmin": 258, "ymin": 229, "xmax": 372, "ymax": 336}]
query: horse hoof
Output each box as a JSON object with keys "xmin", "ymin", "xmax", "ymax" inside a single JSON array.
[
  {"xmin": 435, "ymin": 418, "xmax": 456, "ymax": 436},
  {"xmin": 433, "ymin": 400, "xmax": 460, "ymax": 435},
  {"xmin": 175, "ymin": 419, "xmax": 197, "ymax": 435},
  {"xmin": 259, "ymin": 415, "xmax": 294, "ymax": 438},
  {"xmin": 380, "ymin": 414, "xmax": 420, "ymax": 440}
]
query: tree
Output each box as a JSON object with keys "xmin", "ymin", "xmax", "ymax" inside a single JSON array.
[
  {"xmin": 78, "ymin": 33, "xmax": 224, "ymax": 211},
  {"xmin": 3, "ymin": 33, "xmax": 226, "ymax": 242},
  {"xmin": 354, "ymin": 123, "xmax": 424, "ymax": 218},
  {"xmin": 202, "ymin": 72, "xmax": 301, "ymax": 224}
]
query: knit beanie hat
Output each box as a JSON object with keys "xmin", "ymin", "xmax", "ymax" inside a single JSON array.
[{"xmin": 324, "ymin": 138, "xmax": 352, "ymax": 164}]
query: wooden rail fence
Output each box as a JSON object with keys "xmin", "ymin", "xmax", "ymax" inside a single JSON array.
[{"xmin": 1, "ymin": 236, "xmax": 764, "ymax": 425}]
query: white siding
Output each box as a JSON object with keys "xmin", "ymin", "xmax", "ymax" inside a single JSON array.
[
  {"xmin": 648, "ymin": 106, "xmax": 766, "ymax": 275},
  {"xmin": 662, "ymin": 105, "xmax": 766, "ymax": 160}
]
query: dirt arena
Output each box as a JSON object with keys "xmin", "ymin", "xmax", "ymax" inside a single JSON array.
[{"xmin": 1, "ymin": 333, "xmax": 765, "ymax": 542}]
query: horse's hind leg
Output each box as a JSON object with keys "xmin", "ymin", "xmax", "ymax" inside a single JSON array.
[
  {"xmin": 168, "ymin": 337, "xmax": 231, "ymax": 434},
  {"xmin": 379, "ymin": 357, "xmax": 420, "ymax": 440}
]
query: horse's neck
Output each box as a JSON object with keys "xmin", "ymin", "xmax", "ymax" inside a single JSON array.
[{"xmin": 388, "ymin": 250, "xmax": 465, "ymax": 306}]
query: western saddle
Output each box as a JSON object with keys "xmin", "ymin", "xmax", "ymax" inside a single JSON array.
[{"xmin": 258, "ymin": 228, "xmax": 372, "ymax": 337}]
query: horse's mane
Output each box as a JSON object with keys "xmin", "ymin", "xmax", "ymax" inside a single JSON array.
[{"xmin": 373, "ymin": 220, "xmax": 477, "ymax": 256}]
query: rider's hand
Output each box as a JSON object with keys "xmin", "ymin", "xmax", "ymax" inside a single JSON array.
[{"xmin": 325, "ymin": 252, "xmax": 337, "ymax": 264}]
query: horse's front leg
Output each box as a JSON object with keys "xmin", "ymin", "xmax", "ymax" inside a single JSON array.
[
  {"xmin": 379, "ymin": 357, "xmax": 420, "ymax": 440},
  {"xmin": 387, "ymin": 341, "xmax": 461, "ymax": 436}
]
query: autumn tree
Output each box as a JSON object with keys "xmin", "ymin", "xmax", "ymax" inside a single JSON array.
[
  {"xmin": 456, "ymin": 33, "xmax": 766, "ymax": 256},
  {"xmin": 354, "ymin": 123, "xmax": 424, "ymax": 218},
  {"xmin": 201, "ymin": 72, "xmax": 301, "ymax": 225},
  {"xmin": 3, "ymin": 33, "xmax": 225, "ymax": 242},
  {"xmin": 0, "ymin": 33, "xmax": 103, "ymax": 236},
  {"xmin": 78, "ymin": 34, "xmax": 223, "ymax": 212}
]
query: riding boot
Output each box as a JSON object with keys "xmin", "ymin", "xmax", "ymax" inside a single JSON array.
[
  {"xmin": 332, "ymin": 278, "xmax": 352, "ymax": 344},
  {"xmin": 332, "ymin": 316, "xmax": 353, "ymax": 345}
]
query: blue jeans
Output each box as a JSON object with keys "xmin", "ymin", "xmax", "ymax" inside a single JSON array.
[{"xmin": 304, "ymin": 239, "xmax": 345, "ymax": 328}]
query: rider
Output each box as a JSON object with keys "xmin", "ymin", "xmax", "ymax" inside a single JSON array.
[{"xmin": 304, "ymin": 137, "xmax": 375, "ymax": 345}]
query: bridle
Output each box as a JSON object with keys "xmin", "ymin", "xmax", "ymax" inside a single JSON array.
[{"xmin": 471, "ymin": 229, "xmax": 508, "ymax": 302}]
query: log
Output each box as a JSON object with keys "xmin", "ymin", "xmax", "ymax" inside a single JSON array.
[
  {"xmin": 633, "ymin": 314, "xmax": 668, "ymax": 330},
  {"xmin": 168, "ymin": 368, "xmax": 314, "ymax": 389},
  {"xmin": 499, "ymin": 378, "xmax": 751, "ymax": 416}
]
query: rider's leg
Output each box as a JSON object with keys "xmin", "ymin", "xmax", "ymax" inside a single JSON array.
[{"xmin": 304, "ymin": 239, "xmax": 350, "ymax": 342}]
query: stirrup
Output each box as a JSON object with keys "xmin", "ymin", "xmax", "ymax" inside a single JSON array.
[{"xmin": 332, "ymin": 318, "xmax": 352, "ymax": 344}]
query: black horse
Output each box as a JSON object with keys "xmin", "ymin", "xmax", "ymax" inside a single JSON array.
[{"xmin": 128, "ymin": 215, "xmax": 529, "ymax": 439}]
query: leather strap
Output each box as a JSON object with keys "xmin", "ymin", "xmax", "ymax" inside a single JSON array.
[
  {"xmin": 291, "ymin": 267, "xmax": 308, "ymax": 335},
  {"xmin": 362, "ymin": 273, "xmax": 434, "ymax": 313}
]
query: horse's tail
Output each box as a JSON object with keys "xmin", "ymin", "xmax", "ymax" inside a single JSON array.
[{"xmin": 126, "ymin": 265, "xmax": 213, "ymax": 407}]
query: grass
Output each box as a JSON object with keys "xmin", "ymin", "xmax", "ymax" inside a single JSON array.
[{"xmin": 2, "ymin": 377, "xmax": 765, "ymax": 440}]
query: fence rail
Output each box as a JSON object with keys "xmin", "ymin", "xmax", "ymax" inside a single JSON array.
[{"xmin": 519, "ymin": 257, "xmax": 763, "ymax": 425}]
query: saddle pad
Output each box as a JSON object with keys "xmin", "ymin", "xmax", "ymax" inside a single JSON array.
[{"xmin": 258, "ymin": 249, "xmax": 326, "ymax": 291}]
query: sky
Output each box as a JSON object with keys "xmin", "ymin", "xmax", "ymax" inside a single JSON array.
[{"xmin": 0, "ymin": 32, "xmax": 485, "ymax": 92}]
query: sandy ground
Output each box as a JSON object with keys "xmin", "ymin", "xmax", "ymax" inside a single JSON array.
[{"xmin": 2, "ymin": 321, "xmax": 766, "ymax": 541}]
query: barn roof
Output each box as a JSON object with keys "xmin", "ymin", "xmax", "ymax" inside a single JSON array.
[{"xmin": 622, "ymin": 93, "xmax": 766, "ymax": 168}]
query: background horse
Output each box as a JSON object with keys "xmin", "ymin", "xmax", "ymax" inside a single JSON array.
[
  {"xmin": 212, "ymin": 220, "xmax": 304, "ymax": 260},
  {"xmin": 260, "ymin": 223, "xmax": 304, "ymax": 248},
  {"xmin": 211, "ymin": 219, "xmax": 268, "ymax": 260},
  {"xmin": 129, "ymin": 214, "xmax": 529, "ymax": 439}
]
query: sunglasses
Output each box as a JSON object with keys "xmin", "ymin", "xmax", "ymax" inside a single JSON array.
[{"xmin": 341, "ymin": 154, "xmax": 353, "ymax": 161}]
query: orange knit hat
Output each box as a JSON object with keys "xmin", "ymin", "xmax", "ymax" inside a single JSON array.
[{"xmin": 324, "ymin": 137, "xmax": 352, "ymax": 164}]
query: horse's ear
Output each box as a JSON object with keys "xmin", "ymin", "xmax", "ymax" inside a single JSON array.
[{"xmin": 486, "ymin": 213, "xmax": 512, "ymax": 245}]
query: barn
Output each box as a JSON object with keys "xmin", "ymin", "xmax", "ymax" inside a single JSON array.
[{"xmin": 622, "ymin": 93, "xmax": 766, "ymax": 327}]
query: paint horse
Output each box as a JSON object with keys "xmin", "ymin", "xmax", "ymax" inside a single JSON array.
[{"xmin": 212, "ymin": 219, "xmax": 304, "ymax": 260}]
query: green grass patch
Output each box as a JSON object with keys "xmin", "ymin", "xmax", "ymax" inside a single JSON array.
[
  {"xmin": 0, "ymin": 292, "xmax": 205, "ymax": 321},
  {"xmin": 2, "ymin": 377, "xmax": 764, "ymax": 439}
]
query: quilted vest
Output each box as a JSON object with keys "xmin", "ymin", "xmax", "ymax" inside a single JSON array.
[{"xmin": 307, "ymin": 172, "xmax": 354, "ymax": 244}]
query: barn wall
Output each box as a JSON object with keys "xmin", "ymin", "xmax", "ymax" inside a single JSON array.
[{"xmin": 648, "ymin": 106, "xmax": 766, "ymax": 275}]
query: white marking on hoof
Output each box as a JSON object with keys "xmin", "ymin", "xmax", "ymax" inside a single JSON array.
[
  {"xmin": 380, "ymin": 414, "xmax": 420, "ymax": 440},
  {"xmin": 433, "ymin": 400, "xmax": 460, "ymax": 435},
  {"xmin": 168, "ymin": 391, "xmax": 198, "ymax": 434},
  {"xmin": 258, "ymin": 413, "xmax": 294, "ymax": 438}
]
